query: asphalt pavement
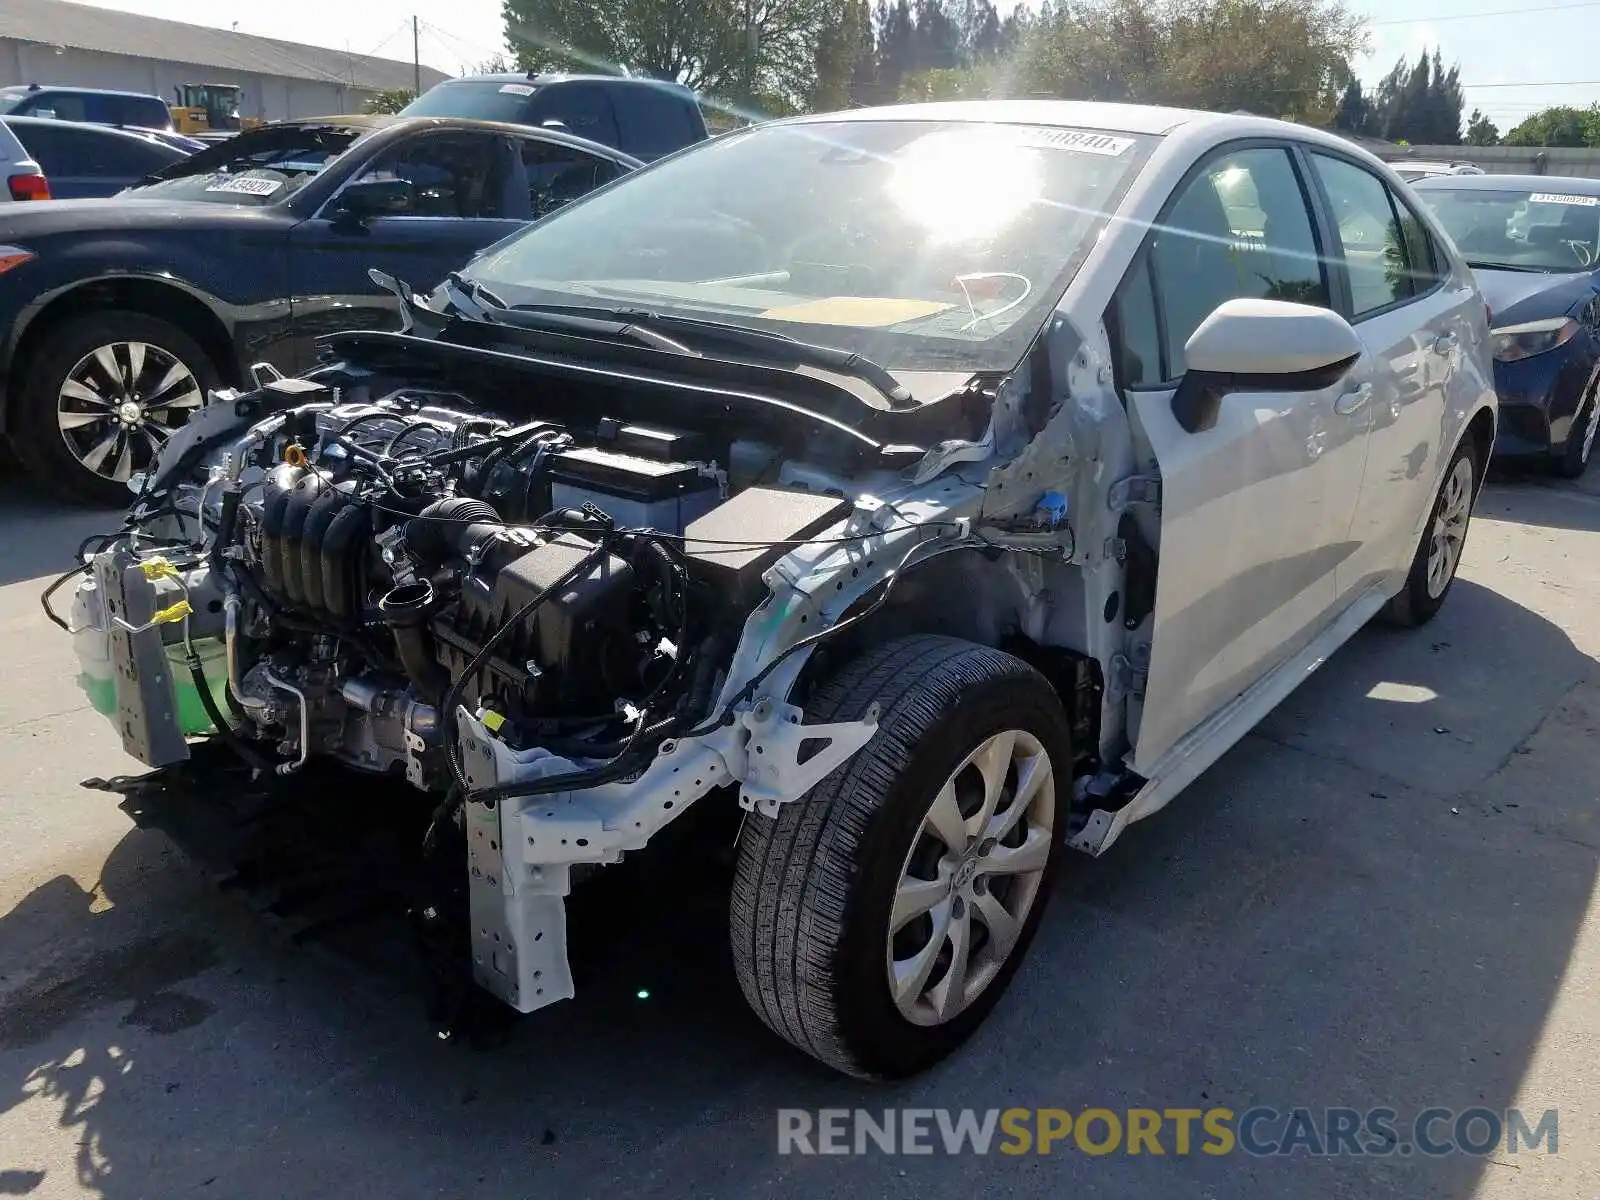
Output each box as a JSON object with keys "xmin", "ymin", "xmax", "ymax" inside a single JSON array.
[{"xmin": 1, "ymin": 465, "xmax": 1599, "ymax": 1199}]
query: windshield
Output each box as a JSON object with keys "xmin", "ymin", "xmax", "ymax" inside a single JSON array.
[
  {"xmin": 1418, "ymin": 186, "xmax": 1600, "ymax": 272},
  {"xmin": 119, "ymin": 129, "xmax": 362, "ymax": 205},
  {"xmin": 461, "ymin": 119, "xmax": 1152, "ymax": 373},
  {"xmin": 400, "ymin": 80, "xmax": 538, "ymax": 123},
  {"xmin": 0, "ymin": 91, "xmax": 23, "ymax": 115}
]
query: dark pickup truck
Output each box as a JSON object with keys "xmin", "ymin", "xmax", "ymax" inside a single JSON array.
[{"xmin": 398, "ymin": 73, "xmax": 709, "ymax": 162}]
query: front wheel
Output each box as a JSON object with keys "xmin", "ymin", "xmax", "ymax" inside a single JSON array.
[
  {"xmin": 1382, "ymin": 439, "xmax": 1477, "ymax": 627},
  {"xmin": 1554, "ymin": 386, "xmax": 1600, "ymax": 480},
  {"xmin": 729, "ymin": 636, "xmax": 1072, "ymax": 1079},
  {"xmin": 11, "ymin": 311, "xmax": 219, "ymax": 506}
]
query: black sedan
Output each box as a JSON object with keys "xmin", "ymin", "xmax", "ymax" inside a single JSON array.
[
  {"xmin": 3, "ymin": 115, "xmax": 190, "ymax": 199},
  {"xmin": 1413, "ymin": 173, "xmax": 1600, "ymax": 477},
  {"xmin": 0, "ymin": 115, "xmax": 640, "ymax": 503}
]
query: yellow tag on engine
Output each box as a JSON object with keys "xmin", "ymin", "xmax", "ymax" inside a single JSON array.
[
  {"xmin": 139, "ymin": 557, "xmax": 179, "ymax": 581},
  {"xmin": 151, "ymin": 600, "xmax": 193, "ymax": 625}
]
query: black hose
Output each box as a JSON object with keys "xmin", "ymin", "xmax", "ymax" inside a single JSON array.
[
  {"xmin": 382, "ymin": 420, "xmax": 436, "ymax": 457},
  {"xmin": 40, "ymin": 564, "xmax": 88, "ymax": 633},
  {"xmin": 186, "ymin": 652, "xmax": 275, "ymax": 773}
]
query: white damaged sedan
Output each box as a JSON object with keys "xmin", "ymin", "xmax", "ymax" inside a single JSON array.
[{"xmin": 60, "ymin": 100, "xmax": 1495, "ymax": 1079}]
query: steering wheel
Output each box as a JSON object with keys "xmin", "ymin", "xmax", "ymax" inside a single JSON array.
[{"xmin": 1562, "ymin": 238, "xmax": 1595, "ymax": 268}]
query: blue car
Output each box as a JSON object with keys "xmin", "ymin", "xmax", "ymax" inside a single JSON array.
[{"xmin": 1414, "ymin": 173, "xmax": 1600, "ymax": 477}]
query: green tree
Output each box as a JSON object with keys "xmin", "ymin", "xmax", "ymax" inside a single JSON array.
[
  {"xmin": 502, "ymin": 0, "xmax": 856, "ymax": 111},
  {"xmin": 1333, "ymin": 76, "xmax": 1369, "ymax": 135},
  {"xmin": 1502, "ymin": 105, "xmax": 1599, "ymax": 147},
  {"xmin": 1464, "ymin": 108, "xmax": 1499, "ymax": 146},
  {"xmin": 1370, "ymin": 48, "xmax": 1463, "ymax": 143},
  {"xmin": 363, "ymin": 88, "xmax": 415, "ymax": 114}
]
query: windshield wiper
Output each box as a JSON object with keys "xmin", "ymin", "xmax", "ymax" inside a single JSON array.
[
  {"xmin": 503, "ymin": 302, "xmax": 915, "ymax": 409},
  {"xmin": 1464, "ymin": 259, "xmax": 1547, "ymax": 274},
  {"xmin": 439, "ymin": 277, "xmax": 701, "ymax": 356}
]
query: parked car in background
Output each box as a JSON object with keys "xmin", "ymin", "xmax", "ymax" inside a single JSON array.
[
  {"xmin": 0, "ymin": 114, "xmax": 641, "ymax": 503},
  {"xmin": 3, "ymin": 116, "xmax": 188, "ymax": 199},
  {"xmin": 0, "ymin": 119, "xmax": 47, "ymax": 202},
  {"xmin": 1413, "ymin": 173, "xmax": 1600, "ymax": 476},
  {"xmin": 399, "ymin": 73, "xmax": 709, "ymax": 161},
  {"xmin": 0, "ymin": 83, "xmax": 174, "ymax": 131},
  {"xmin": 1392, "ymin": 160, "xmax": 1486, "ymax": 182}
]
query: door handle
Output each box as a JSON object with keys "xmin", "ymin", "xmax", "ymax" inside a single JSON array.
[
  {"xmin": 1334, "ymin": 382, "xmax": 1374, "ymax": 416},
  {"xmin": 1433, "ymin": 330, "xmax": 1458, "ymax": 355}
]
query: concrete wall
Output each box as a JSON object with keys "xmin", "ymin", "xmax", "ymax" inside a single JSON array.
[
  {"xmin": 0, "ymin": 38, "xmax": 380, "ymax": 122},
  {"xmin": 1390, "ymin": 144, "xmax": 1600, "ymax": 180}
]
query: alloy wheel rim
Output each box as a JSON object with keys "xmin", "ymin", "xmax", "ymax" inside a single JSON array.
[
  {"xmin": 1581, "ymin": 392, "xmax": 1600, "ymax": 466},
  {"xmin": 56, "ymin": 341, "xmax": 204, "ymax": 483},
  {"xmin": 1426, "ymin": 456, "xmax": 1474, "ymax": 599},
  {"xmin": 886, "ymin": 728, "xmax": 1055, "ymax": 1027}
]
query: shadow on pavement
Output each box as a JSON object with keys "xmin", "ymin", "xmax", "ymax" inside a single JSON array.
[
  {"xmin": 0, "ymin": 477, "xmax": 122, "ymax": 590},
  {"xmin": 1483, "ymin": 462, "xmax": 1600, "ymax": 535},
  {"xmin": 0, "ymin": 572, "xmax": 1594, "ymax": 1195}
]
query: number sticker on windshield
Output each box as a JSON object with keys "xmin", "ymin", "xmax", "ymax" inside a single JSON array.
[
  {"xmin": 498, "ymin": 83, "xmax": 537, "ymax": 96},
  {"xmin": 1530, "ymin": 192, "xmax": 1600, "ymax": 207},
  {"xmin": 205, "ymin": 176, "xmax": 283, "ymax": 196},
  {"xmin": 1027, "ymin": 129, "xmax": 1136, "ymax": 157}
]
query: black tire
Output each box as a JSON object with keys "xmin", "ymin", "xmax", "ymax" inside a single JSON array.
[
  {"xmin": 1554, "ymin": 388, "xmax": 1599, "ymax": 480},
  {"xmin": 10, "ymin": 310, "xmax": 221, "ymax": 507},
  {"xmin": 729, "ymin": 635, "xmax": 1072, "ymax": 1079},
  {"xmin": 1382, "ymin": 438, "xmax": 1478, "ymax": 627}
]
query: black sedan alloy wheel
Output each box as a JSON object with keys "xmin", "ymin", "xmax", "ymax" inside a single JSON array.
[{"xmin": 56, "ymin": 340, "xmax": 203, "ymax": 483}]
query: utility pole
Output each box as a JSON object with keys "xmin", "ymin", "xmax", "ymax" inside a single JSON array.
[{"xmin": 413, "ymin": 15, "xmax": 422, "ymax": 97}]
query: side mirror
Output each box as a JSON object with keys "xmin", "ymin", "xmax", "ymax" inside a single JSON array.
[
  {"xmin": 1173, "ymin": 298, "xmax": 1362, "ymax": 433},
  {"xmin": 333, "ymin": 176, "xmax": 412, "ymax": 222}
]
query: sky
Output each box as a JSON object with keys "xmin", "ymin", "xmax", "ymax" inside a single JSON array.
[{"xmin": 67, "ymin": 0, "xmax": 1600, "ymax": 134}]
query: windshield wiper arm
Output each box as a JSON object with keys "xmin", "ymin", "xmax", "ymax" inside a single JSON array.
[
  {"xmin": 442, "ymin": 281, "xmax": 700, "ymax": 356},
  {"xmin": 507, "ymin": 303, "xmax": 915, "ymax": 409}
]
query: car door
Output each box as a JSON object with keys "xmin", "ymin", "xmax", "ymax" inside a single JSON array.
[
  {"xmin": 1110, "ymin": 144, "xmax": 1372, "ymax": 772},
  {"xmin": 1304, "ymin": 150, "xmax": 1472, "ymax": 598},
  {"xmin": 284, "ymin": 129, "xmax": 533, "ymax": 369}
]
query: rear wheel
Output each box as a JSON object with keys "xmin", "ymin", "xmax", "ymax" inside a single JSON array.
[
  {"xmin": 729, "ymin": 636, "xmax": 1072, "ymax": 1079},
  {"xmin": 11, "ymin": 311, "xmax": 218, "ymax": 507},
  {"xmin": 1382, "ymin": 439, "xmax": 1477, "ymax": 627}
]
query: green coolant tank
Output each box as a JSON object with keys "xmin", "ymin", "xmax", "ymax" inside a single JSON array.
[{"xmin": 72, "ymin": 579, "xmax": 230, "ymax": 737}]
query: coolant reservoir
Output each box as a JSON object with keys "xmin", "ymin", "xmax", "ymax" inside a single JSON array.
[
  {"xmin": 165, "ymin": 640, "xmax": 230, "ymax": 737},
  {"xmin": 70, "ymin": 578, "xmax": 116, "ymax": 719},
  {"xmin": 71, "ymin": 576, "xmax": 229, "ymax": 736}
]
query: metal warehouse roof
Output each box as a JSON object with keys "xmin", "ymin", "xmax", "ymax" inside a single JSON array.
[{"xmin": 0, "ymin": 0, "xmax": 451, "ymax": 92}]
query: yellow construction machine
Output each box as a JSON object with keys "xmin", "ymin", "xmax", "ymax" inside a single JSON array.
[{"xmin": 169, "ymin": 84, "xmax": 265, "ymax": 136}]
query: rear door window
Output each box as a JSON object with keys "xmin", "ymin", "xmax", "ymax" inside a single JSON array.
[
  {"xmin": 1310, "ymin": 153, "xmax": 1421, "ymax": 318},
  {"xmin": 609, "ymin": 86, "xmax": 700, "ymax": 158},
  {"xmin": 527, "ymin": 84, "xmax": 620, "ymax": 147}
]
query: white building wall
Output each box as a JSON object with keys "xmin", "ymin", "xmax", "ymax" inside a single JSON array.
[{"xmin": 0, "ymin": 38, "xmax": 379, "ymax": 121}]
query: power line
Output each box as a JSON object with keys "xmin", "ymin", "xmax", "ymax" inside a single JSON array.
[
  {"xmin": 1461, "ymin": 79, "xmax": 1600, "ymax": 90},
  {"xmin": 1371, "ymin": 0, "xmax": 1600, "ymax": 25}
]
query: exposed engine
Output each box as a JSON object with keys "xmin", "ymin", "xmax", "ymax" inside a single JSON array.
[{"xmin": 73, "ymin": 382, "xmax": 852, "ymax": 792}]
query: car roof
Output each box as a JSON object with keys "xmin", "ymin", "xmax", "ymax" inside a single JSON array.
[
  {"xmin": 1411, "ymin": 173, "xmax": 1600, "ymax": 193},
  {"xmin": 0, "ymin": 83, "xmax": 164, "ymax": 101},
  {"xmin": 439, "ymin": 72, "xmax": 697, "ymax": 96},
  {"xmin": 779, "ymin": 98, "xmax": 1327, "ymax": 138}
]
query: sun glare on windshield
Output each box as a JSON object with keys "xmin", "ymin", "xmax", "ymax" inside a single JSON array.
[{"xmin": 888, "ymin": 129, "xmax": 1045, "ymax": 244}]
